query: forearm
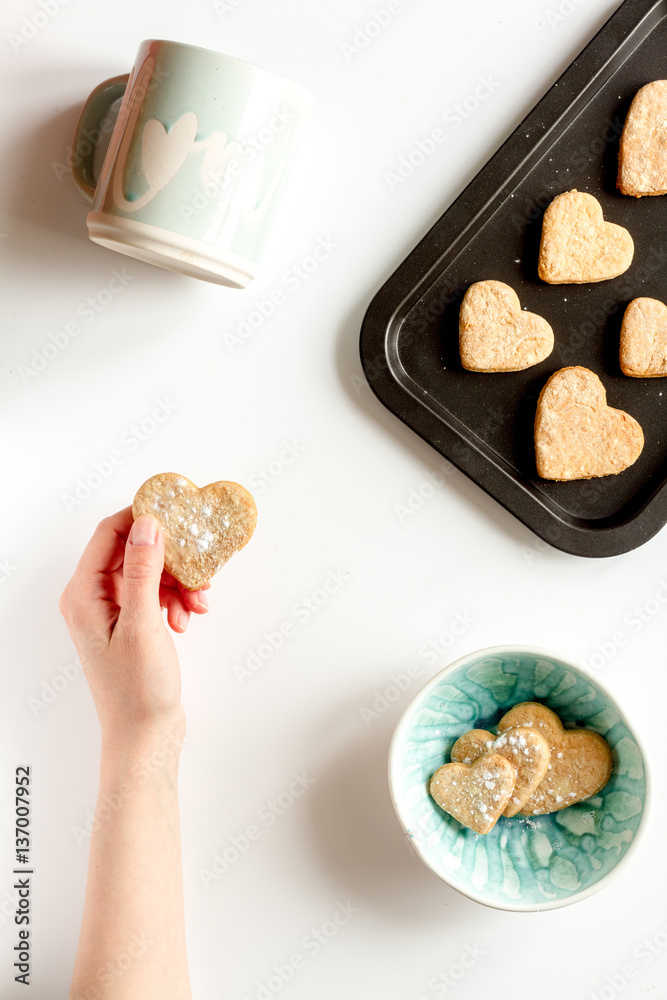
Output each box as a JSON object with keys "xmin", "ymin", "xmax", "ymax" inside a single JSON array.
[{"xmin": 68, "ymin": 716, "xmax": 191, "ymax": 1000}]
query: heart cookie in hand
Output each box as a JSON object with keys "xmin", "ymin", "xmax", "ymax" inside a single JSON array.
[
  {"xmin": 132, "ymin": 473, "xmax": 257, "ymax": 590},
  {"xmin": 620, "ymin": 297, "xmax": 667, "ymax": 377},
  {"xmin": 450, "ymin": 726, "xmax": 550, "ymax": 818},
  {"xmin": 497, "ymin": 703, "xmax": 613, "ymax": 815},
  {"xmin": 459, "ymin": 280, "xmax": 554, "ymax": 372},
  {"xmin": 429, "ymin": 753, "xmax": 516, "ymax": 834},
  {"xmin": 538, "ymin": 190, "xmax": 634, "ymax": 283},
  {"xmin": 618, "ymin": 81, "xmax": 667, "ymax": 197},
  {"xmin": 534, "ymin": 366, "xmax": 644, "ymax": 480}
]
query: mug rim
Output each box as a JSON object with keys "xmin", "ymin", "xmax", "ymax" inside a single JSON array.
[{"xmin": 136, "ymin": 37, "xmax": 314, "ymax": 105}]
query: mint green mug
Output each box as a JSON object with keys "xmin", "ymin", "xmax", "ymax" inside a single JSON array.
[{"xmin": 72, "ymin": 40, "xmax": 313, "ymax": 287}]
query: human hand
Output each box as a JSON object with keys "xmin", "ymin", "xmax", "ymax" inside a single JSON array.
[{"xmin": 59, "ymin": 506, "xmax": 210, "ymax": 740}]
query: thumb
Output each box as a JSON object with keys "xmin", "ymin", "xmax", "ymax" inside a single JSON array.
[{"xmin": 119, "ymin": 515, "xmax": 165, "ymax": 630}]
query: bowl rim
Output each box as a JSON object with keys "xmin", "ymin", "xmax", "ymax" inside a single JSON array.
[{"xmin": 388, "ymin": 643, "xmax": 652, "ymax": 912}]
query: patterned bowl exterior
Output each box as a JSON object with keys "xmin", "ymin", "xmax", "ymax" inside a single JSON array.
[{"xmin": 389, "ymin": 647, "xmax": 648, "ymax": 911}]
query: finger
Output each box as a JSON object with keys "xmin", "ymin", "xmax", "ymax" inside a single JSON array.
[
  {"xmin": 158, "ymin": 570, "xmax": 211, "ymax": 613},
  {"xmin": 171, "ymin": 607, "xmax": 191, "ymax": 632},
  {"xmin": 72, "ymin": 507, "xmax": 134, "ymax": 584},
  {"xmin": 117, "ymin": 515, "xmax": 165, "ymax": 632},
  {"xmin": 160, "ymin": 590, "xmax": 191, "ymax": 633},
  {"xmin": 159, "ymin": 570, "xmax": 212, "ymax": 594},
  {"xmin": 61, "ymin": 507, "xmax": 134, "ymax": 631},
  {"xmin": 180, "ymin": 588, "xmax": 209, "ymax": 615},
  {"xmin": 158, "ymin": 583, "xmax": 189, "ymax": 615}
]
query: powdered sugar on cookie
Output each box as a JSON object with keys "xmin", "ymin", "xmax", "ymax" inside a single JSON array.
[
  {"xmin": 430, "ymin": 754, "xmax": 516, "ymax": 835},
  {"xmin": 451, "ymin": 726, "xmax": 550, "ymax": 817},
  {"xmin": 133, "ymin": 472, "xmax": 257, "ymax": 590}
]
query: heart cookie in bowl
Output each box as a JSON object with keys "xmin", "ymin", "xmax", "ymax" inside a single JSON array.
[
  {"xmin": 620, "ymin": 297, "xmax": 667, "ymax": 377},
  {"xmin": 430, "ymin": 753, "xmax": 516, "ymax": 835},
  {"xmin": 497, "ymin": 703, "xmax": 613, "ymax": 815},
  {"xmin": 459, "ymin": 280, "xmax": 554, "ymax": 372},
  {"xmin": 450, "ymin": 726, "xmax": 550, "ymax": 817},
  {"xmin": 132, "ymin": 473, "xmax": 257, "ymax": 590},
  {"xmin": 538, "ymin": 190, "xmax": 633, "ymax": 283},
  {"xmin": 618, "ymin": 81, "xmax": 667, "ymax": 197},
  {"xmin": 534, "ymin": 366, "xmax": 644, "ymax": 480}
]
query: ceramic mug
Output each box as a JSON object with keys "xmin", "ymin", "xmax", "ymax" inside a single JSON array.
[{"xmin": 71, "ymin": 40, "xmax": 313, "ymax": 287}]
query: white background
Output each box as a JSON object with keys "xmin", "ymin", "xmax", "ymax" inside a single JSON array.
[{"xmin": 2, "ymin": 0, "xmax": 666, "ymax": 997}]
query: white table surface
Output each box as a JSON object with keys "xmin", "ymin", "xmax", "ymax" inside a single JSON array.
[{"xmin": 2, "ymin": 0, "xmax": 666, "ymax": 996}]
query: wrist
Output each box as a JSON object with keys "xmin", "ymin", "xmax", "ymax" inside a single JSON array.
[{"xmin": 100, "ymin": 707, "xmax": 187, "ymax": 771}]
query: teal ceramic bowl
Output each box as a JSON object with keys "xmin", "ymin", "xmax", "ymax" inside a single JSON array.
[{"xmin": 389, "ymin": 645, "xmax": 649, "ymax": 911}]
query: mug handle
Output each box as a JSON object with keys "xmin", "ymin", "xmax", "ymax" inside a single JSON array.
[{"xmin": 71, "ymin": 74, "xmax": 129, "ymax": 202}]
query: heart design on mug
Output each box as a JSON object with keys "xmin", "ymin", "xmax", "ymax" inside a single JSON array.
[
  {"xmin": 538, "ymin": 190, "xmax": 634, "ymax": 283},
  {"xmin": 132, "ymin": 472, "xmax": 257, "ymax": 590},
  {"xmin": 429, "ymin": 753, "xmax": 517, "ymax": 834},
  {"xmin": 141, "ymin": 111, "xmax": 199, "ymax": 194},
  {"xmin": 620, "ymin": 297, "xmax": 667, "ymax": 377},
  {"xmin": 618, "ymin": 80, "xmax": 667, "ymax": 197},
  {"xmin": 450, "ymin": 726, "xmax": 550, "ymax": 817},
  {"xmin": 534, "ymin": 366, "xmax": 644, "ymax": 480},
  {"xmin": 459, "ymin": 280, "xmax": 554, "ymax": 372},
  {"xmin": 497, "ymin": 703, "xmax": 613, "ymax": 815}
]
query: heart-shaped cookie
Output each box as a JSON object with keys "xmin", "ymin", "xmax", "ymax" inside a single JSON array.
[
  {"xmin": 459, "ymin": 280, "xmax": 554, "ymax": 372},
  {"xmin": 429, "ymin": 753, "xmax": 516, "ymax": 835},
  {"xmin": 534, "ymin": 366, "xmax": 644, "ymax": 480},
  {"xmin": 497, "ymin": 703, "xmax": 613, "ymax": 815},
  {"xmin": 450, "ymin": 726, "xmax": 550, "ymax": 818},
  {"xmin": 620, "ymin": 297, "xmax": 667, "ymax": 377},
  {"xmin": 618, "ymin": 81, "xmax": 667, "ymax": 197},
  {"xmin": 538, "ymin": 190, "xmax": 634, "ymax": 283},
  {"xmin": 132, "ymin": 473, "xmax": 257, "ymax": 590}
]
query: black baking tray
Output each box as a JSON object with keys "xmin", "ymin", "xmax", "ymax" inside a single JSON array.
[{"xmin": 360, "ymin": 0, "xmax": 667, "ymax": 557}]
